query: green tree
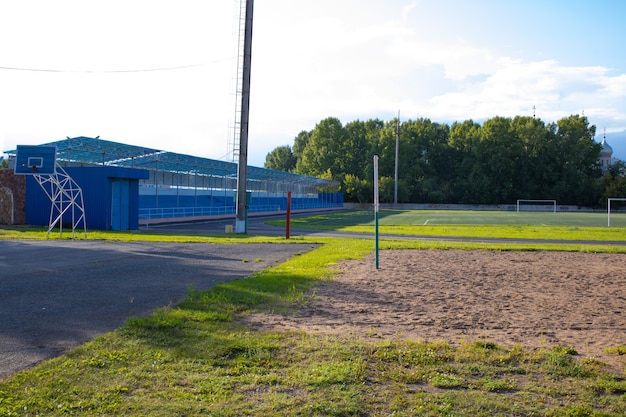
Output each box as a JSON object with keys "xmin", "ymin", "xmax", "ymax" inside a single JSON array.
[
  {"xmin": 274, "ymin": 113, "xmax": 609, "ymax": 207},
  {"xmin": 378, "ymin": 176, "xmax": 395, "ymax": 203},
  {"xmin": 343, "ymin": 119, "xmax": 386, "ymax": 203},
  {"xmin": 316, "ymin": 168, "xmax": 341, "ymax": 193},
  {"xmin": 598, "ymin": 161, "xmax": 626, "ymax": 208},
  {"xmin": 297, "ymin": 117, "xmax": 346, "ymax": 179},
  {"xmin": 400, "ymin": 118, "xmax": 451, "ymax": 202},
  {"xmin": 478, "ymin": 116, "xmax": 523, "ymax": 203},
  {"xmin": 264, "ymin": 145, "xmax": 296, "ymax": 172},
  {"xmin": 343, "ymin": 173, "xmax": 370, "ymax": 203},
  {"xmin": 510, "ymin": 116, "xmax": 551, "ymax": 199},
  {"xmin": 361, "ymin": 119, "xmax": 385, "ymax": 182},
  {"xmin": 292, "ymin": 130, "xmax": 311, "ymax": 162},
  {"xmin": 547, "ymin": 115, "xmax": 602, "ymax": 205},
  {"xmin": 370, "ymin": 119, "xmax": 400, "ymax": 199},
  {"xmin": 342, "ymin": 120, "xmax": 371, "ymax": 180},
  {"xmin": 448, "ymin": 119, "xmax": 483, "ymax": 203}
]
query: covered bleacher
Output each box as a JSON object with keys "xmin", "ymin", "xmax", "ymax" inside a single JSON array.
[{"xmin": 6, "ymin": 136, "xmax": 342, "ymax": 223}]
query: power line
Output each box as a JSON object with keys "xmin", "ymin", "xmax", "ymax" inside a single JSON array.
[{"xmin": 0, "ymin": 57, "xmax": 234, "ymax": 74}]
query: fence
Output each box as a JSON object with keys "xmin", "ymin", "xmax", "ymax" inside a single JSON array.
[{"xmin": 138, "ymin": 187, "xmax": 343, "ymax": 223}]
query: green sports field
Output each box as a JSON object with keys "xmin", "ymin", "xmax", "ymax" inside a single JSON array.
[
  {"xmin": 294, "ymin": 210, "xmax": 626, "ymax": 227},
  {"xmin": 281, "ymin": 209, "xmax": 626, "ymax": 242},
  {"xmin": 331, "ymin": 209, "xmax": 626, "ymax": 227}
]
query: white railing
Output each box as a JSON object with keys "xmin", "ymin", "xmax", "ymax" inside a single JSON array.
[
  {"xmin": 139, "ymin": 206, "xmax": 236, "ymax": 220},
  {"xmin": 139, "ymin": 201, "xmax": 343, "ymax": 221}
]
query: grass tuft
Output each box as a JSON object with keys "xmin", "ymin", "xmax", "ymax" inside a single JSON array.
[
  {"xmin": 605, "ymin": 345, "xmax": 626, "ymax": 355},
  {"xmin": 541, "ymin": 346, "xmax": 590, "ymax": 379}
]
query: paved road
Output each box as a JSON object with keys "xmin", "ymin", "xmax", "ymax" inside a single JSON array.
[{"xmin": 0, "ymin": 239, "xmax": 310, "ymax": 379}]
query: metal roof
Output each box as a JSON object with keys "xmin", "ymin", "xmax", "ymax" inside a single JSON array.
[{"xmin": 5, "ymin": 136, "xmax": 335, "ymax": 188}]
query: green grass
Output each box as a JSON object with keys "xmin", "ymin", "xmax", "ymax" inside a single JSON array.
[
  {"xmin": 336, "ymin": 209, "xmax": 625, "ymax": 227},
  {"xmin": 0, "ymin": 225, "xmax": 291, "ymax": 243},
  {"xmin": 605, "ymin": 346, "xmax": 626, "ymax": 356},
  {"xmin": 270, "ymin": 210, "xmax": 626, "ymax": 242},
  {"xmin": 1, "ymin": 234, "xmax": 626, "ymax": 416}
]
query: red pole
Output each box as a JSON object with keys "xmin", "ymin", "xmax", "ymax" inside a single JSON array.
[{"xmin": 286, "ymin": 191, "xmax": 291, "ymax": 239}]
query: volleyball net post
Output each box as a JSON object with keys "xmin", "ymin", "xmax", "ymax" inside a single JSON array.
[{"xmin": 373, "ymin": 155, "xmax": 380, "ymax": 269}]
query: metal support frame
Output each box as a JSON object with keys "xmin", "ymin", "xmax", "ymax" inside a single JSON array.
[
  {"xmin": 33, "ymin": 164, "xmax": 87, "ymax": 238},
  {"xmin": 516, "ymin": 199, "xmax": 557, "ymax": 213},
  {"xmin": 608, "ymin": 198, "xmax": 626, "ymax": 227}
]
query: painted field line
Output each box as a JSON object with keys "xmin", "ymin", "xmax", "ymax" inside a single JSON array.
[{"xmin": 423, "ymin": 219, "xmax": 430, "ymax": 225}]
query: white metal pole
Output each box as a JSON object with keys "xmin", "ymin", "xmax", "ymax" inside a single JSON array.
[
  {"xmin": 394, "ymin": 111, "xmax": 399, "ymax": 207},
  {"xmin": 374, "ymin": 155, "xmax": 380, "ymax": 269}
]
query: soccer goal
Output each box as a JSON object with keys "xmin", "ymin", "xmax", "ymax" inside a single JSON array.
[
  {"xmin": 607, "ymin": 198, "xmax": 626, "ymax": 227},
  {"xmin": 516, "ymin": 199, "xmax": 557, "ymax": 213}
]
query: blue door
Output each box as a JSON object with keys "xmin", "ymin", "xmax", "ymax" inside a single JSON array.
[{"xmin": 111, "ymin": 179, "xmax": 130, "ymax": 230}]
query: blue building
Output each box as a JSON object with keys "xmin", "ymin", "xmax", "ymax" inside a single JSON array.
[
  {"xmin": 6, "ymin": 137, "xmax": 342, "ymax": 230},
  {"xmin": 25, "ymin": 166, "xmax": 148, "ymax": 231}
]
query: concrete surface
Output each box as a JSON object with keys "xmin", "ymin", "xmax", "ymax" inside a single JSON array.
[{"xmin": 0, "ymin": 239, "xmax": 310, "ymax": 379}]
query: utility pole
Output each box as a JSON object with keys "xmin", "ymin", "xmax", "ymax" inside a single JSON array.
[
  {"xmin": 394, "ymin": 110, "xmax": 400, "ymax": 207},
  {"xmin": 235, "ymin": 0, "xmax": 253, "ymax": 233}
]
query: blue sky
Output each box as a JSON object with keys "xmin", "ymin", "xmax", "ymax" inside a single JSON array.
[{"xmin": 2, "ymin": 0, "xmax": 626, "ymax": 167}]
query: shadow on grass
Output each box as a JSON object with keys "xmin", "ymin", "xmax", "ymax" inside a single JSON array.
[
  {"xmin": 120, "ymin": 270, "xmax": 319, "ymax": 359},
  {"xmin": 273, "ymin": 210, "xmax": 401, "ymax": 230}
]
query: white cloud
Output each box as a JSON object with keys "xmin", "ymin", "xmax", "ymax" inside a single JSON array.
[
  {"xmin": 599, "ymin": 73, "xmax": 626, "ymax": 97},
  {"xmin": 3, "ymin": 0, "xmax": 626, "ymax": 166},
  {"xmin": 421, "ymin": 57, "xmax": 626, "ymax": 129},
  {"xmin": 247, "ymin": 1, "xmax": 626, "ymax": 163}
]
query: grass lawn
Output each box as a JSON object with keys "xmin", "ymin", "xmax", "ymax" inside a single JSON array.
[
  {"xmin": 1, "ymin": 221, "xmax": 626, "ymax": 415},
  {"xmin": 272, "ymin": 210, "xmax": 626, "ymax": 242}
]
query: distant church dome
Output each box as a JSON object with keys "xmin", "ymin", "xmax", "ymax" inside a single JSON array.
[
  {"xmin": 598, "ymin": 131, "xmax": 615, "ymax": 172},
  {"xmin": 600, "ymin": 137, "xmax": 613, "ymax": 157}
]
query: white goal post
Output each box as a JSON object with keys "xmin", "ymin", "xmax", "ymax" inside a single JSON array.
[
  {"xmin": 607, "ymin": 198, "xmax": 626, "ymax": 227},
  {"xmin": 516, "ymin": 199, "xmax": 557, "ymax": 213}
]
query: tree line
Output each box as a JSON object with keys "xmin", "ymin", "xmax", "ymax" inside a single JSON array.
[{"xmin": 264, "ymin": 114, "xmax": 626, "ymax": 207}]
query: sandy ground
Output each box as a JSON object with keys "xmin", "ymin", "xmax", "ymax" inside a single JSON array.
[{"xmin": 246, "ymin": 249, "xmax": 626, "ymax": 368}]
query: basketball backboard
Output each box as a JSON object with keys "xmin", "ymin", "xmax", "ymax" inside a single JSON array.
[{"xmin": 14, "ymin": 145, "xmax": 57, "ymax": 175}]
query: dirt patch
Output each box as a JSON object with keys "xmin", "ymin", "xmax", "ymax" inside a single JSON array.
[{"xmin": 245, "ymin": 250, "xmax": 626, "ymax": 368}]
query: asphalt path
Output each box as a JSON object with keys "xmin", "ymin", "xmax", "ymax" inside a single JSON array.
[{"xmin": 0, "ymin": 239, "xmax": 311, "ymax": 380}]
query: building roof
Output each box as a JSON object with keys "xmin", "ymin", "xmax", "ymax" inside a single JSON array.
[
  {"xmin": 5, "ymin": 136, "xmax": 335, "ymax": 189},
  {"xmin": 600, "ymin": 137, "xmax": 613, "ymax": 157}
]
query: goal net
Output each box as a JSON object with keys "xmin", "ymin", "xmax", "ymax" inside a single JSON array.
[
  {"xmin": 516, "ymin": 199, "xmax": 557, "ymax": 213},
  {"xmin": 607, "ymin": 198, "xmax": 626, "ymax": 227}
]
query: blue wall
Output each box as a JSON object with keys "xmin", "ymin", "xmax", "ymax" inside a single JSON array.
[
  {"xmin": 138, "ymin": 192, "xmax": 344, "ymax": 220},
  {"xmin": 25, "ymin": 167, "xmax": 343, "ymax": 227},
  {"xmin": 26, "ymin": 167, "xmax": 149, "ymax": 230}
]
